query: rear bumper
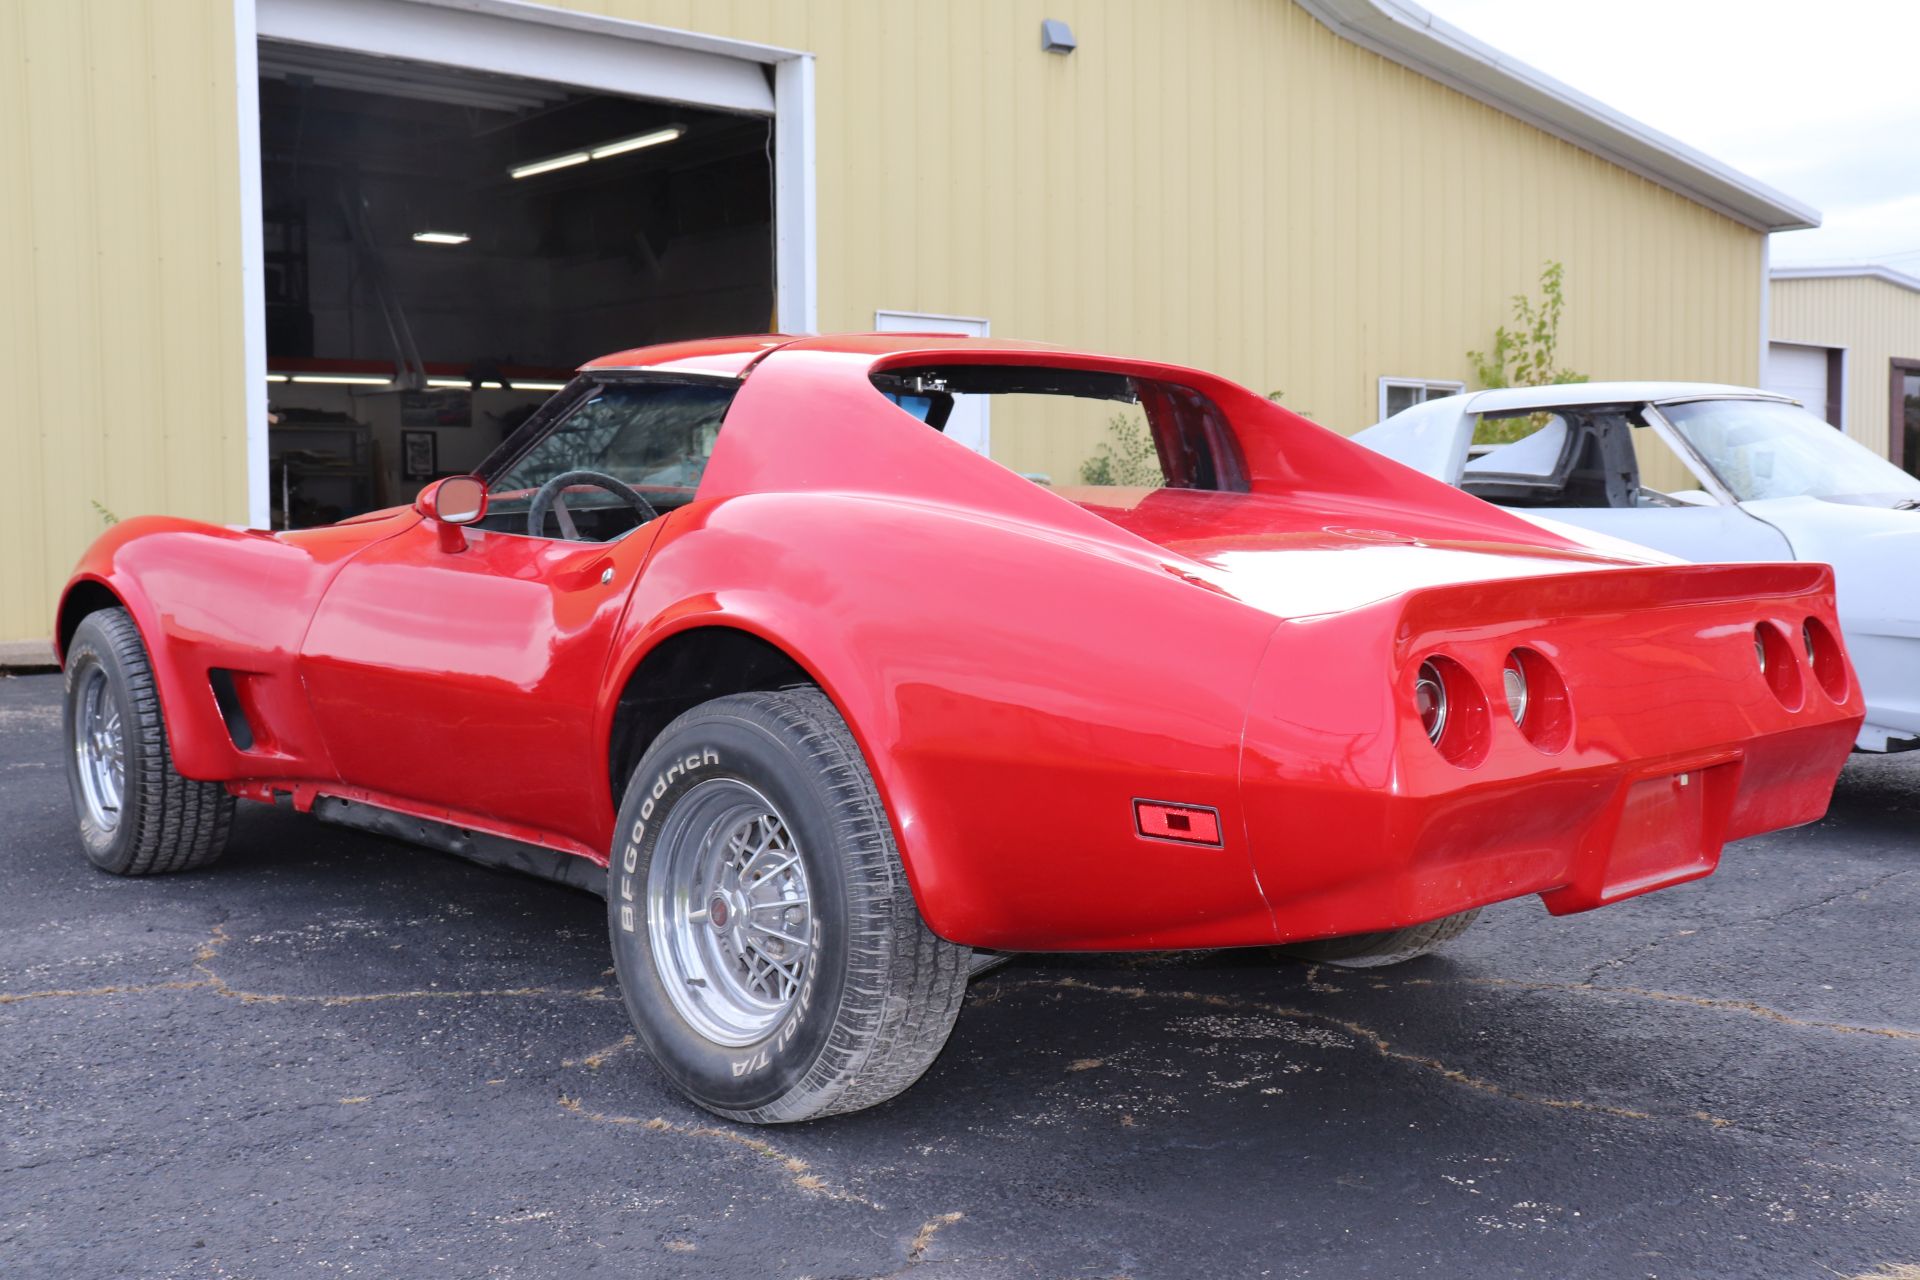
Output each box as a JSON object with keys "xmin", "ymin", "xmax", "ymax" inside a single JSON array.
[
  {"xmin": 1239, "ymin": 562, "xmax": 1863, "ymax": 944},
  {"xmin": 1260, "ymin": 718, "xmax": 1849, "ymax": 943}
]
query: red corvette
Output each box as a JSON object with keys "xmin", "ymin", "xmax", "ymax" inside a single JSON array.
[{"xmin": 56, "ymin": 334, "xmax": 1860, "ymax": 1122}]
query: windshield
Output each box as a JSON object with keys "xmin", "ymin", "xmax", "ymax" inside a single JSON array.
[{"xmin": 1661, "ymin": 398, "xmax": 1920, "ymax": 503}]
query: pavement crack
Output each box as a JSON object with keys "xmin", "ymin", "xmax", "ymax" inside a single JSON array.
[
  {"xmin": 1744, "ymin": 867, "xmax": 1911, "ymax": 928},
  {"xmin": 907, "ymin": 1211, "xmax": 964, "ymax": 1261},
  {"xmin": 554, "ymin": 1096, "xmax": 878, "ymax": 1208},
  {"xmin": 1577, "ymin": 869, "xmax": 1910, "ymax": 983},
  {"xmin": 193, "ymin": 922, "xmax": 611, "ymax": 1006},
  {"xmin": 1301, "ymin": 964, "xmax": 1342, "ymax": 993},
  {"xmin": 1001, "ymin": 976, "xmax": 1739, "ymax": 1131},
  {"xmin": 0, "ymin": 979, "xmax": 210, "ymax": 1005},
  {"xmin": 1453, "ymin": 978, "xmax": 1919, "ymax": 1042},
  {"xmin": 4, "ymin": 922, "xmax": 615, "ymax": 1009},
  {"xmin": 563, "ymin": 1033, "xmax": 638, "ymax": 1071}
]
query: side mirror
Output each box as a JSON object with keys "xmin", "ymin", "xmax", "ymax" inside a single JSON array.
[{"xmin": 417, "ymin": 476, "xmax": 487, "ymax": 552}]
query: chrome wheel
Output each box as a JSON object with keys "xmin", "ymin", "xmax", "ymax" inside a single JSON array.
[
  {"xmin": 73, "ymin": 665, "xmax": 126, "ymax": 832},
  {"xmin": 647, "ymin": 779, "xmax": 814, "ymax": 1047}
]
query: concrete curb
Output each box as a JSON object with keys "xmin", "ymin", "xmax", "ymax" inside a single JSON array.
[{"xmin": 0, "ymin": 638, "xmax": 57, "ymax": 670}]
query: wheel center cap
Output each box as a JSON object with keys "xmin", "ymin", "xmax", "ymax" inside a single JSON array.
[{"xmin": 707, "ymin": 895, "xmax": 731, "ymax": 929}]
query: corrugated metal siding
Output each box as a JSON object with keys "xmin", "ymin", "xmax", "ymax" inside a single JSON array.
[
  {"xmin": 1771, "ymin": 275, "xmax": 1920, "ymax": 458},
  {"xmin": 0, "ymin": 0, "xmax": 1766, "ymax": 642},
  {"xmin": 0, "ymin": 0, "xmax": 249, "ymax": 648},
  {"xmin": 558, "ymin": 0, "xmax": 1764, "ymax": 482}
]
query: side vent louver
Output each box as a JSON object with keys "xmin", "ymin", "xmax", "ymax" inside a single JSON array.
[{"xmin": 208, "ymin": 669, "xmax": 256, "ymax": 751}]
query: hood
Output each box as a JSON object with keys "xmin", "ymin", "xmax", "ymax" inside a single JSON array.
[
  {"xmin": 1742, "ymin": 496, "xmax": 1920, "ymax": 636},
  {"xmin": 1055, "ymin": 486, "xmax": 1656, "ymax": 619}
]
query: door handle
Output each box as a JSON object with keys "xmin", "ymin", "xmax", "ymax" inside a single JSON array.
[{"xmin": 555, "ymin": 556, "xmax": 617, "ymax": 591}]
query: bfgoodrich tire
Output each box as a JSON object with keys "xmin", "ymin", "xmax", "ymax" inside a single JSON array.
[
  {"xmin": 1278, "ymin": 908, "xmax": 1481, "ymax": 969},
  {"xmin": 607, "ymin": 688, "xmax": 970, "ymax": 1123},
  {"xmin": 63, "ymin": 608, "xmax": 235, "ymax": 876}
]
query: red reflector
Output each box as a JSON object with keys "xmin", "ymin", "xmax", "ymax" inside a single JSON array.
[{"xmin": 1134, "ymin": 800, "xmax": 1223, "ymax": 846}]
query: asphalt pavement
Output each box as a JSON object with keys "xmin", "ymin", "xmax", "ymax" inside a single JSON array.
[{"xmin": 1, "ymin": 669, "xmax": 1915, "ymax": 1279}]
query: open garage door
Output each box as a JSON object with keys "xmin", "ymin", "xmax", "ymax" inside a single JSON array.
[{"xmin": 243, "ymin": 0, "xmax": 810, "ymax": 527}]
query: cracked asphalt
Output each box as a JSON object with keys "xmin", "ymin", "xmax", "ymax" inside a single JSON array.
[{"xmin": 2, "ymin": 670, "xmax": 1916, "ymax": 1279}]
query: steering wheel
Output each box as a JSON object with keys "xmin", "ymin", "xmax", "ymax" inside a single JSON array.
[{"xmin": 526, "ymin": 470, "xmax": 659, "ymax": 541}]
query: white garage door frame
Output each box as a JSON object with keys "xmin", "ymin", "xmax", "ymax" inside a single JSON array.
[
  {"xmin": 1765, "ymin": 340, "xmax": 1848, "ymax": 430},
  {"xmin": 232, "ymin": 0, "xmax": 817, "ymax": 527},
  {"xmin": 874, "ymin": 310, "xmax": 992, "ymax": 455}
]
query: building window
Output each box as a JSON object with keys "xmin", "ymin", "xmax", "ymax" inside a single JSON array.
[
  {"xmin": 1893, "ymin": 358, "xmax": 1920, "ymax": 479},
  {"xmin": 1379, "ymin": 377, "xmax": 1465, "ymax": 422}
]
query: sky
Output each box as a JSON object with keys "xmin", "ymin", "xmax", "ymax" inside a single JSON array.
[{"xmin": 1418, "ymin": 0, "xmax": 1920, "ymax": 271}]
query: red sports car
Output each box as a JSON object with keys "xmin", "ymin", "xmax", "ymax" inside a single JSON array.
[{"xmin": 56, "ymin": 334, "xmax": 1861, "ymax": 1122}]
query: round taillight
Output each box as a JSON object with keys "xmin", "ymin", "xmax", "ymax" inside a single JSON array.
[
  {"xmin": 1754, "ymin": 622, "xmax": 1804, "ymax": 710},
  {"xmin": 1413, "ymin": 655, "xmax": 1489, "ymax": 767},
  {"xmin": 1503, "ymin": 647, "xmax": 1572, "ymax": 753},
  {"xmin": 1502, "ymin": 656, "xmax": 1528, "ymax": 726},
  {"xmin": 1800, "ymin": 616, "xmax": 1850, "ymax": 702},
  {"xmin": 1415, "ymin": 660, "xmax": 1448, "ymax": 744}
]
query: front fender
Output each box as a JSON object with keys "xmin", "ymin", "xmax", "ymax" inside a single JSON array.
[
  {"xmin": 600, "ymin": 493, "xmax": 1283, "ymax": 951},
  {"xmin": 57, "ymin": 513, "xmax": 415, "ymax": 781}
]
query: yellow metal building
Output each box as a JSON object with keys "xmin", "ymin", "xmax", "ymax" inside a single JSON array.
[
  {"xmin": 1768, "ymin": 266, "xmax": 1920, "ymax": 474},
  {"xmin": 0, "ymin": 0, "xmax": 1819, "ymax": 652}
]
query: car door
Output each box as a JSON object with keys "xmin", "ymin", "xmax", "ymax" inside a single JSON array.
[{"xmin": 298, "ymin": 375, "xmax": 736, "ymax": 850}]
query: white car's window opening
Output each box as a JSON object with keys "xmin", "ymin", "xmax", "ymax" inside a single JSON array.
[
  {"xmin": 1463, "ymin": 408, "xmax": 1703, "ymax": 509},
  {"xmin": 1661, "ymin": 399, "xmax": 1920, "ymax": 504}
]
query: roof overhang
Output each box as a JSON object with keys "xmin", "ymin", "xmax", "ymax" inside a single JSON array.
[
  {"xmin": 1771, "ymin": 265, "xmax": 1920, "ymax": 295},
  {"xmin": 1295, "ymin": 0, "xmax": 1821, "ymax": 233}
]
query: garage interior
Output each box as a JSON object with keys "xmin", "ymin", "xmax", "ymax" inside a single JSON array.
[{"xmin": 258, "ymin": 42, "xmax": 774, "ymax": 527}]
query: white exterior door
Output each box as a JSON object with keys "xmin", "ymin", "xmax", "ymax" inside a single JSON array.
[
  {"xmin": 874, "ymin": 310, "xmax": 991, "ymax": 455},
  {"xmin": 1765, "ymin": 342, "xmax": 1832, "ymax": 424}
]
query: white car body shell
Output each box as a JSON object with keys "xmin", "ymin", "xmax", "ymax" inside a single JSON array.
[{"xmin": 1354, "ymin": 382, "xmax": 1920, "ymax": 752}]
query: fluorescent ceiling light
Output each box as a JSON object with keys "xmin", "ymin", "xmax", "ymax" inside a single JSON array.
[
  {"xmin": 289, "ymin": 374, "xmax": 391, "ymax": 386},
  {"xmin": 412, "ymin": 230, "xmax": 470, "ymax": 246},
  {"xmin": 510, "ymin": 150, "xmax": 590, "ymax": 180},
  {"xmin": 265, "ymin": 374, "xmax": 289, "ymax": 383},
  {"xmin": 590, "ymin": 126, "xmax": 684, "ymax": 159},
  {"xmin": 425, "ymin": 378, "xmax": 551, "ymax": 390},
  {"xmin": 511, "ymin": 126, "xmax": 684, "ymax": 179}
]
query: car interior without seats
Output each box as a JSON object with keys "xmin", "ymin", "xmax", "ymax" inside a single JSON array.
[{"xmin": 1463, "ymin": 408, "xmax": 1663, "ymax": 508}]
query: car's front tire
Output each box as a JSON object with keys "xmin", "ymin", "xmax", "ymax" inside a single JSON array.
[
  {"xmin": 607, "ymin": 688, "xmax": 970, "ymax": 1123},
  {"xmin": 63, "ymin": 608, "xmax": 235, "ymax": 875}
]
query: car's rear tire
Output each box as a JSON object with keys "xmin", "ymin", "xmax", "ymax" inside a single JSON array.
[
  {"xmin": 607, "ymin": 687, "xmax": 970, "ymax": 1123},
  {"xmin": 1277, "ymin": 908, "xmax": 1480, "ymax": 969},
  {"xmin": 63, "ymin": 608, "xmax": 235, "ymax": 876}
]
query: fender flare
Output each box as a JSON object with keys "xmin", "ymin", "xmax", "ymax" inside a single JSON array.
[
  {"xmin": 592, "ymin": 597, "xmax": 960, "ymax": 930},
  {"xmin": 55, "ymin": 567, "xmax": 219, "ymax": 773}
]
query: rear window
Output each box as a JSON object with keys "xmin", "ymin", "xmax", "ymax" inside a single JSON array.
[{"xmin": 871, "ymin": 364, "xmax": 1247, "ymax": 493}]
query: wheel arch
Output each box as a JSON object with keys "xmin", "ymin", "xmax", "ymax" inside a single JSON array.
[
  {"xmin": 55, "ymin": 576, "xmax": 127, "ymax": 664},
  {"xmin": 604, "ymin": 621, "xmax": 817, "ymax": 803},
  {"xmin": 597, "ymin": 607, "xmax": 960, "ymax": 937},
  {"xmin": 54, "ymin": 569, "xmax": 218, "ymax": 772}
]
